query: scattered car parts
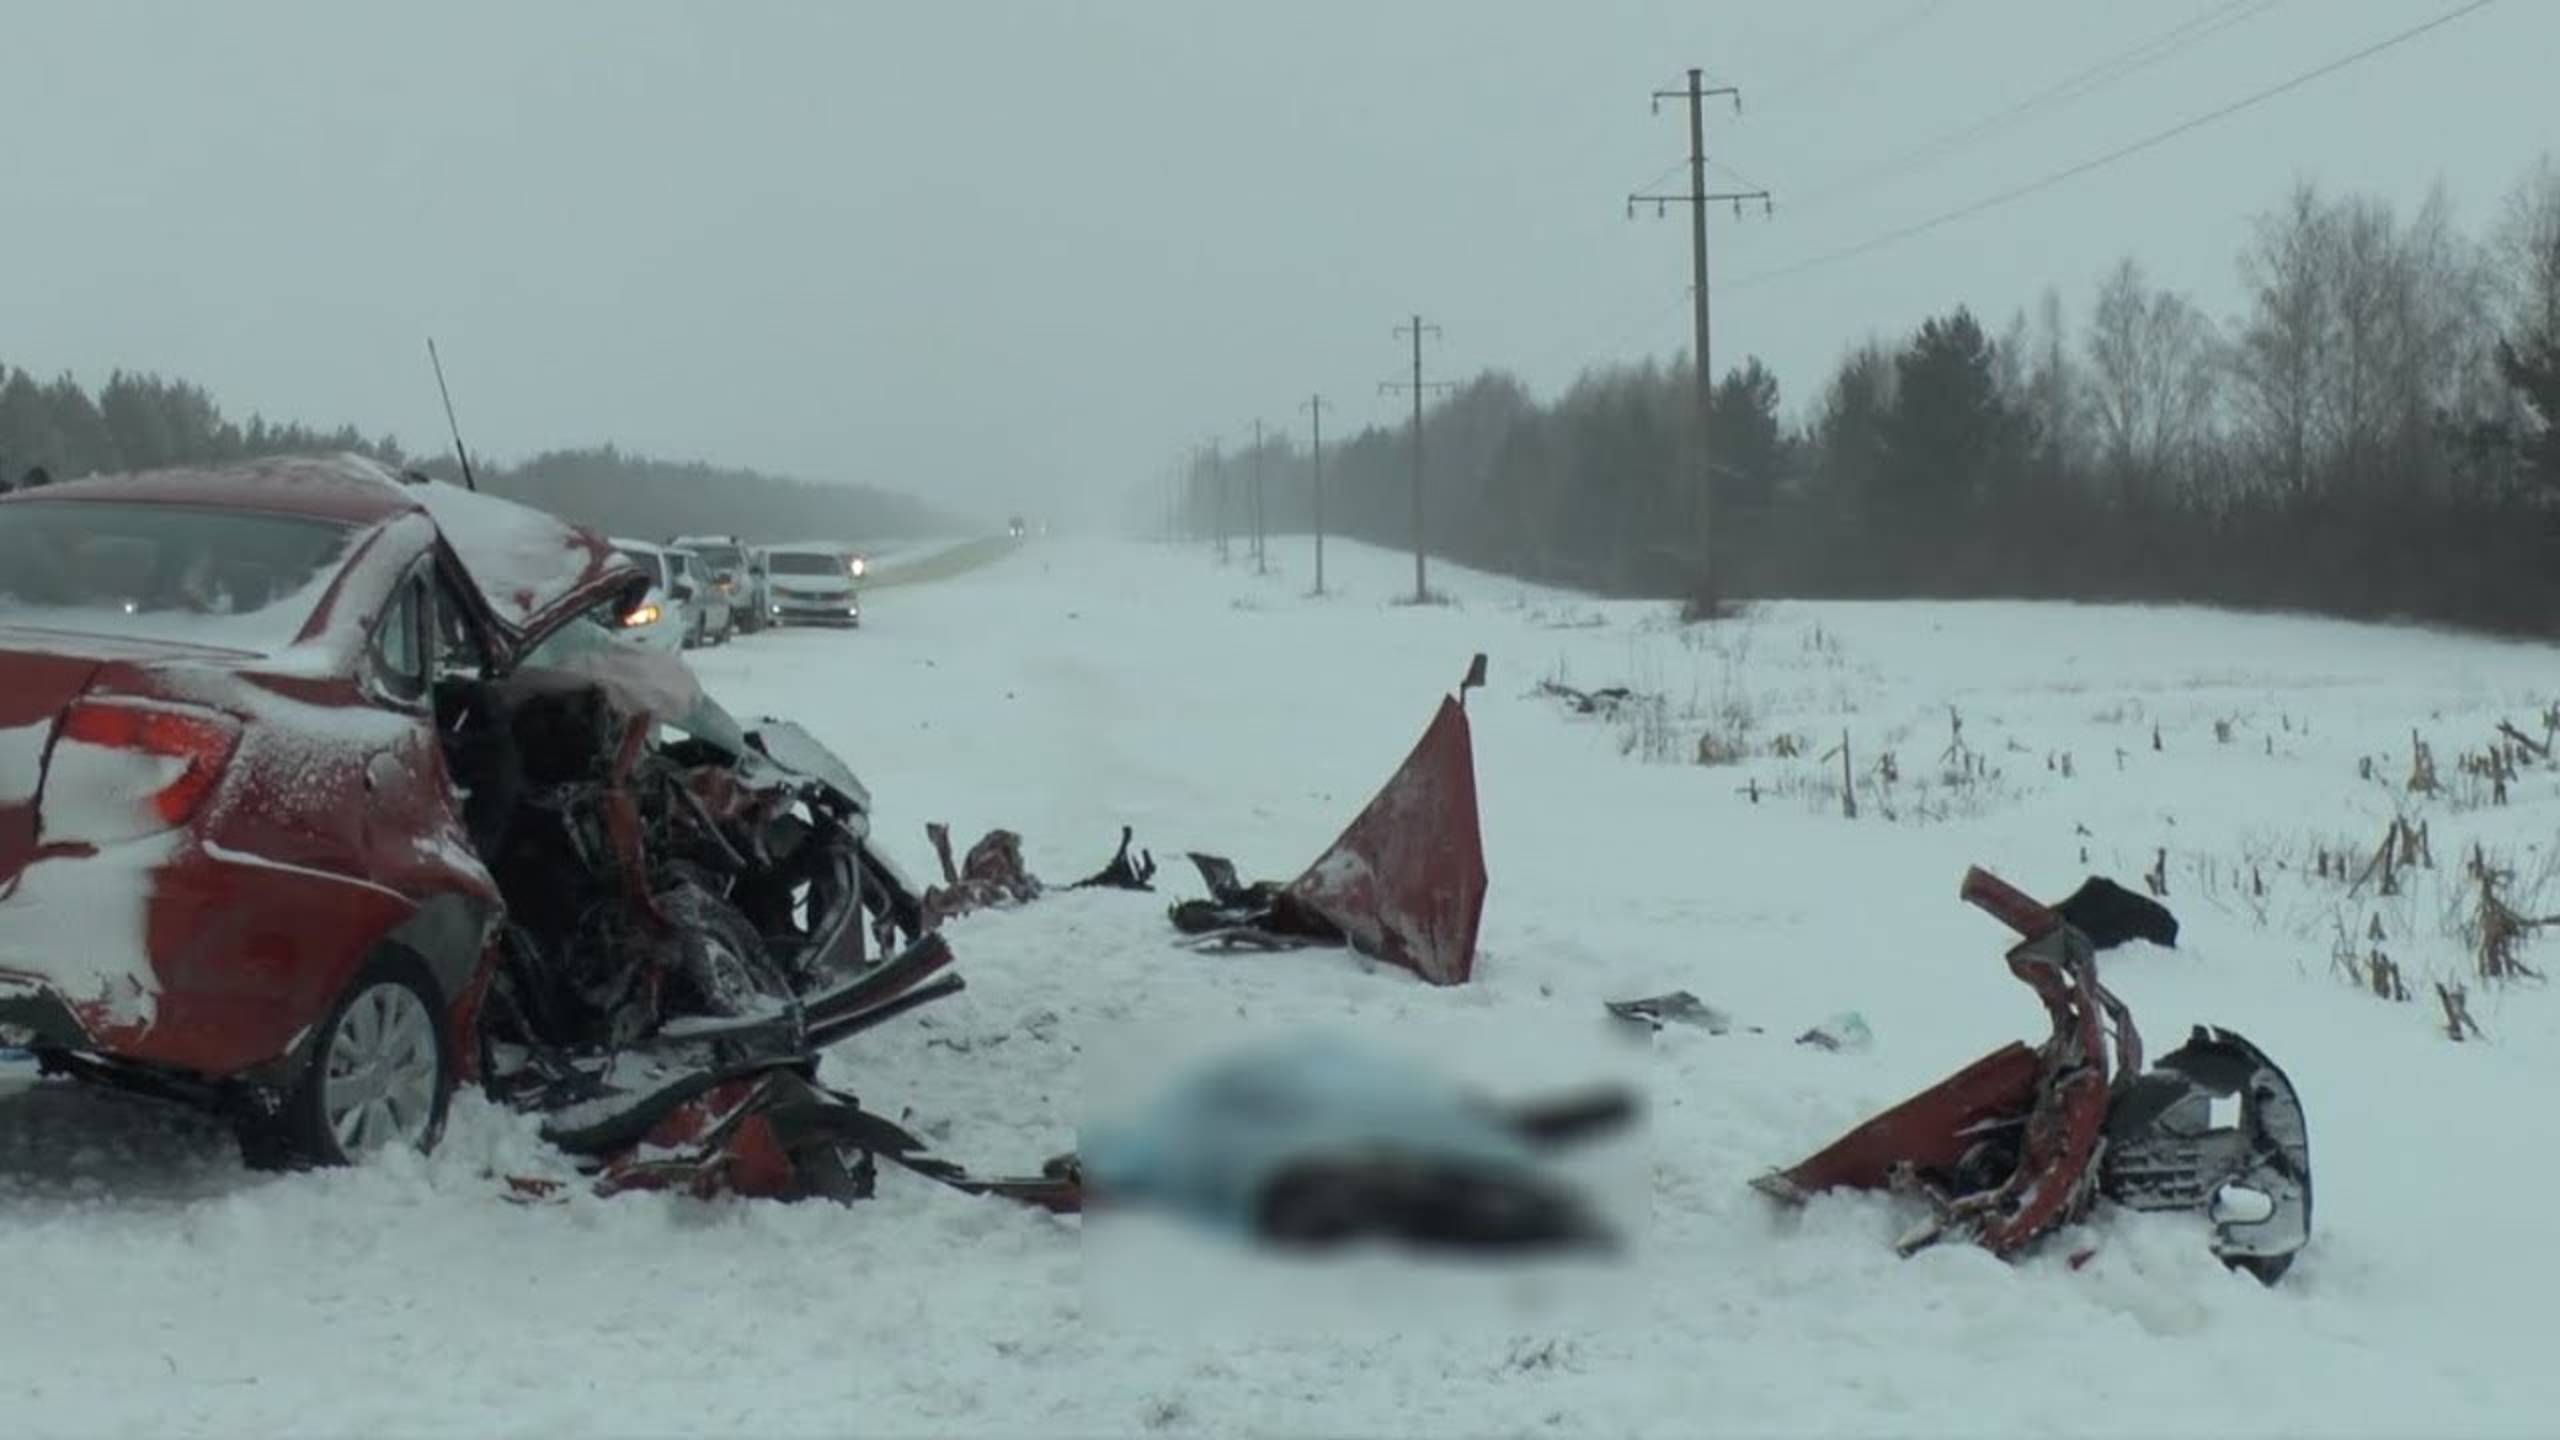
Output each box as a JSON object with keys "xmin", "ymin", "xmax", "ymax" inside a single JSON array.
[{"xmin": 1752, "ymin": 866, "xmax": 2311, "ymax": 1283}]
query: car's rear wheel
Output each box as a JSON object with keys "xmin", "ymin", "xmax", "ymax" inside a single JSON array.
[{"xmin": 240, "ymin": 951, "xmax": 453, "ymax": 1170}]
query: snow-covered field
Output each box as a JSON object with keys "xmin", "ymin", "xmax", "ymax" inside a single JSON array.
[{"xmin": 6, "ymin": 534, "xmax": 2558, "ymax": 1437}]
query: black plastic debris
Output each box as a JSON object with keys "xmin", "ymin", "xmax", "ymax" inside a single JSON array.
[
  {"xmin": 2054, "ymin": 875, "xmax": 2180, "ymax": 951},
  {"xmin": 1537, "ymin": 679, "xmax": 1641, "ymax": 719},
  {"xmin": 1071, "ymin": 826, "xmax": 1158, "ymax": 891},
  {"xmin": 1605, "ymin": 991, "xmax": 1743, "ymax": 1034},
  {"xmin": 1168, "ymin": 852, "xmax": 1345, "ymax": 950}
]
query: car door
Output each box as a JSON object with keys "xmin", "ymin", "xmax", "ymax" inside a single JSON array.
[
  {"xmin": 359, "ymin": 563, "xmax": 499, "ymax": 896},
  {"xmin": 353, "ymin": 562, "xmax": 507, "ymax": 1004}
]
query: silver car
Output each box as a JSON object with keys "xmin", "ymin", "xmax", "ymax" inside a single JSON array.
[
  {"xmin": 670, "ymin": 534, "xmax": 755, "ymax": 635},
  {"xmin": 666, "ymin": 546, "xmax": 735, "ymax": 646},
  {"xmin": 759, "ymin": 543, "xmax": 865, "ymax": 628}
]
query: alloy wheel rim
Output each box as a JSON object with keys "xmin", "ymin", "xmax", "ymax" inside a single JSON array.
[{"xmin": 321, "ymin": 983, "xmax": 440, "ymax": 1156}]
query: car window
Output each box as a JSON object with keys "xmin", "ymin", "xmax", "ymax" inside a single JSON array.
[
  {"xmin": 369, "ymin": 574, "xmax": 429, "ymax": 706},
  {"xmin": 767, "ymin": 552, "xmax": 843, "ymax": 576},
  {"xmin": 0, "ymin": 500, "xmax": 358, "ymax": 653},
  {"xmin": 431, "ymin": 571, "xmax": 487, "ymax": 677}
]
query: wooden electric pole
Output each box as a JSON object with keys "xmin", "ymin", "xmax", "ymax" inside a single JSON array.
[
  {"xmin": 1210, "ymin": 438, "xmax": 1229, "ymax": 564},
  {"xmin": 1302, "ymin": 394, "xmax": 1328, "ymax": 596},
  {"xmin": 1631, "ymin": 68, "xmax": 1770, "ymax": 604},
  {"xmin": 1381, "ymin": 315, "xmax": 1453, "ymax": 604},
  {"xmin": 1250, "ymin": 418, "xmax": 1268, "ymax": 574}
]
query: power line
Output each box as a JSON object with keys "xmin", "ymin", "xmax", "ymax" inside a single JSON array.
[
  {"xmin": 1760, "ymin": 0, "xmax": 1951, "ymax": 109},
  {"xmin": 1517, "ymin": 284, "xmax": 1697, "ymax": 394},
  {"xmin": 1793, "ymin": 0, "xmax": 2275, "ymax": 211},
  {"xmin": 1626, "ymin": 155, "xmax": 1690, "ymax": 198},
  {"xmin": 1720, "ymin": 0, "xmax": 2498, "ymax": 298},
  {"xmin": 1710, "ymin": 157, "xmax": 1775, "ymax": 195}
]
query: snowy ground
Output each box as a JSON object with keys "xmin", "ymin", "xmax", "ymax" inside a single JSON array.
[{"xmin": 6, "ymin": 534, "xmax": 2558, "ymax": 1437}]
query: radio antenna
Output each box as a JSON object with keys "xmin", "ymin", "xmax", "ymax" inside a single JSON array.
[{"xmin": 427, "ymin": 337, "xmax": 478, "ymax": 492}]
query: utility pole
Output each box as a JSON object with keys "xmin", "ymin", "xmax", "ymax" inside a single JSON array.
[
  {"xmin": 1210, "ymin": 438, "xmax": 1229, "ymax": 564},
  {"xmin": 1302, "ymin": 394, "xmax": 1328, "ymax": 596},
  {"xmin": 1250, "ymin": 418, "xmax": 1268, "ymax": 574},
  {"xmin": 1631, "ymin": 68, "xmax": 1770, "ymax": 603},
  {"xmin": 1381, "ymin": 315, "xmax": 1452, "ymax": 604}
]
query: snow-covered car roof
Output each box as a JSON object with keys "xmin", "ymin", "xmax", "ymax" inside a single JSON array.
[{"xmin": 12, "ymin": 453, "xmax": 646, "ymax": 670}]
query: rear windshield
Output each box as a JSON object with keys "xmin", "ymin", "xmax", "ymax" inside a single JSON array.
[
  {"xmin": 767, "ymin": 551, "xmax": 845, "ymax": 576},
  {"xmin": 687, "ymin": 543, "xmax": 743, "ymax": 571},
  {"xmin": 0, "ymin": 500, "xmax": 358, "ymax": 653},
  {"xmin": 613, "ymin": 547, "xmax": 668, "ymax": 587}
]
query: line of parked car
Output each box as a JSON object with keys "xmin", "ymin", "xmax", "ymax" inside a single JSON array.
[{"xmin": 604, "ymin": 535, "xmax": 871, "ymax": 651}]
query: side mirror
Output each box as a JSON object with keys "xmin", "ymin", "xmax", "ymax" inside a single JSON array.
[{"xmin": 671, "ymin": 582, "xmax": 696, "ymax": 603}]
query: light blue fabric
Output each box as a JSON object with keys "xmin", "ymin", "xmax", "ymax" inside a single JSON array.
[{"xmin": 1079, "ymin": 1032, "xmax": 1545, "ymax": 1232}]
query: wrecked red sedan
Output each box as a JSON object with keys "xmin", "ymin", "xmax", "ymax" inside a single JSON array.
[{"xmin": 0, "ymin": 455, "xmax": 936, "ymax": 1176}]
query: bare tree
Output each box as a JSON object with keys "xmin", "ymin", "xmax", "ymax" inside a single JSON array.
[
  {"xmin": 2086, "ymin": 257, "xmax": 2218, "ymax": 505},
  {"xmin": 2491, "ymin": 157, "xmax": 2560, "ymax": 492},
  {"xmin": 2494, "ymin": 155, "xmax": 2560, "ymax": 339},
  {"xmin": 2231, "ymin": 183, "xmax": 2336, "ymax": 501},
  {"xmin": 2320, "ymin": 193, "xmax": 2399, "ymax": 493}
]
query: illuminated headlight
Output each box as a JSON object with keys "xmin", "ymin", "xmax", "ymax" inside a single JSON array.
[
  {"xmin": 621, "ymin": 602, "xmax": 663, "ymax": 629},
  {"xmin": 849, "ymin": 556, "xmax": 869, "ymax": 578}
]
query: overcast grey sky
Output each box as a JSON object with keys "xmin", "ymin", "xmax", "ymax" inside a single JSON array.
[{"xmin": 5, "ymin": 0, "xmax": 2549, "ymax": 526}]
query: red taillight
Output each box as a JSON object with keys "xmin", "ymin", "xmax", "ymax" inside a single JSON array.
[{"xmin": 57, "ymin": 699, "xmax": 241, "ymax": 826}]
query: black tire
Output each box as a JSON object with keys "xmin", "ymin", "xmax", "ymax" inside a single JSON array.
[
  {"xmin": 659, "ymin": 884, "xmax": 792, "ymax": 1018},
  {"xmin": 239, "ymin": 950, "xmax": 455, "ymax": 1171}
]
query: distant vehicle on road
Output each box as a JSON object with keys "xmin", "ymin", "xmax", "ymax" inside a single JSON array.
[
  {"xmin": 665, "ymin": 545, "xmax": 735, "ymax": 646},
  {"xmin": 1007, "ymin": 516, "xmax": 1027, "ymax": 538},
  {"xmin": 669, "ymin": 534, "xmax": 761, "ymax": 633},
  {"xmin": 760, "ymin": 542, "xmax": 864, "ymax": 628},
  {"xmin": 607, "ymin": 538, "xmax": 696, "ymax": 652}
]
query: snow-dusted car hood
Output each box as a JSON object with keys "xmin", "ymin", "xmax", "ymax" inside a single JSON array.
[{"xmin": 411, "ymin": 479, "xmax": 647, "ymax": 663}]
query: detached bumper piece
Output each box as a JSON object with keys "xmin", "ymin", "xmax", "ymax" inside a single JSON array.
[{"xmin": 1754, "ymin": 866, "xmax": 2312, "ymax": 1283}]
